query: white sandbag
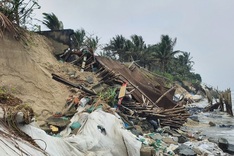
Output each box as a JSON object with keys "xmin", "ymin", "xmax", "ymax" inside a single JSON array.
[
  {"xmin": 64, "ymin": 109, "xmax": 141, "ymax": 156},
  {"xmin": 19, "ymin": 124, "xmax": 84, "ymax": 156},
  {"xmin": 15, "ymin": 109, "xmax": 141, "ymax": 156},
  {"xmin": 0, "ymin": 124, "xmax": 49, "ymax": 156}
]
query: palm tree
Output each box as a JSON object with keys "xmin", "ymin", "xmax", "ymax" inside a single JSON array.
[
  {"xmin": 130, "ymin": 35, "xmax": 146, "ymax": 60},
  {"xmin": 180, "ymin": 52, "xmax": 194, "ymax": 70},
  {"xmin": 153, "ymin": 35, "xmax": 181, "ymax": 73},
  {"xmin": 75, "ymin": 28, "xmax": 86, "ymax": 49},
  {"xmin": 42, "ymin": 12, "xmax": 63, "ymax": 30},
  {"xmin": 130, "ymin": 35, "xmax": 145, "ymax": 51},
  {"xmin": 0, "ymin": 11, "xmax": 19, "ymax": 38},
  {"xmin": 0, "ymin": 0, "xmax": 40, "ymax": 27},
  {"xmin": 104, "ymin": 35, "xmax": 127, "ymax": 61},
  {"xmin": 84, "ymin": 35, "xmax": 99, "ymax": 52},
  {"xmin": 173, "ymin": 51, "xmax": 194, "ymax": 77}
]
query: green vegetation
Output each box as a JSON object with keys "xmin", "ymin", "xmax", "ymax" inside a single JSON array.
[
  {"xmin": 0, "ymin": 0, "xmax": 40, "ymax": 27},
  {"xmin": 42, "ymin": 12, "xmax": 63, "ymax": 30},
  {"xmin": 103, "ymin": 34, "xmax": 202, "ymax": 85},
  {"xmin": 98, "ymin": 87, "xmax": 117, "ymax": 107},
  {"xmin": 73, "ymin": 28, "xmax": 100, "ymax": 52}
]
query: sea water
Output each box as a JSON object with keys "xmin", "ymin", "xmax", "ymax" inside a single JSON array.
[{"xmin": 186, "ymin": 91, "xmax": 234, "ymax": 144}]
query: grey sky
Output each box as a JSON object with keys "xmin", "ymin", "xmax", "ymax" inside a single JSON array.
[{"xmin": 34, "ymin": 0, "xmax": 234, "ymax": 90}]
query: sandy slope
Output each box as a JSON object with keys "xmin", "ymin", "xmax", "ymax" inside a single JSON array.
[{"xmin": 0, "ymin": 32, "xmax": 71, "ymax": 121}]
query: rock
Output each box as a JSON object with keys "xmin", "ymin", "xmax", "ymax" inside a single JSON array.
[
  {"xmin": 178, "ymin": 135, "xmax": 189, "ymax": 143},
  {"xmin": 46, "ymin": 116, "xmax": 71, "ymax": 128},
  {"xmin": 193, "ymin": 134, "xmax": 202, "ymax": 141},
  {"xmin": 189, "ymin": 116, "xmax": 199, "ymax": 122},
  {"xmin": 131, "ymin": 128, "xmax": 142, "ymax": 136},
  {"xmin": 187, "ymin": 131, "xmax": 194, "ymax": 138},
  {"xmin": 219, "ymin": 124, "xmax": 233, "ymax": 128},
  {"xmin": 86, "ymin": 76, "xmax": 94, "ymax": 84},
  {"xmin": 167, "ymin": 144, "xmax": 179, "ymax": 155},
  {"xmin": 192, "ymin": 147, "xmax": 202, "ymax": 155},
  {"xmin": 208, "ymin": 137, "xmax": 218, "ymax": 144},
  {"xmin": 70, "ymin": 88, "xmax": 80, "ymax": 93},
  {"xmin": 149, "ymin": 133, "xmax": 162, "ymax": 140},
  {"xmin": 227, "ymin": 144, "xmax": 234, "ymax": 154},
  {"xmin": 209, "ymin": 121, "xmax": 216, "ymax": 126},
  {"xmin": 174, "ymin": 144, "xmax": 197, "ymax": 156},
  {"xmin": 162, "ymin": 137, "xmax": 178, "ymax": 145},
  {"xmin": 186, "ymin": 118, "xmax": 199, "ymax": 126},
  {"xmin": 67, "ymin": 70, "xmax": 76, "ymax": 76},
  {"xmin": 172, "ymin": 136, "xmax": 178, "ymax": 142},
  {"xmin": 135, "ymin": 125, "xmax": 143, "ymax": 134},
  {"xmin": 218, "ymin": 138, "xmax": 228, "ymax": 151},
  {"xmin": 140, "ymin": 121, "xmax": 154, "ymax": 132},
  {"xmin": 140, "ymin": 146, "xmax": 155, "ymax": 156}
]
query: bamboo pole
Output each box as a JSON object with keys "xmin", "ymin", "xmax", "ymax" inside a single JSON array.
[{"xmin": 150, "ymin": 86, "xmax": 176, "ymax": 110}]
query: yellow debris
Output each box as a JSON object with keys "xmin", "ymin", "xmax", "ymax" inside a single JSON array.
[{"xmin": 50, "ymin": 125, "xmax": 59, "ymax": 133}]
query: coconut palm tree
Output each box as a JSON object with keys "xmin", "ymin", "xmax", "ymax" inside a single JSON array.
[
  {"xmin": 153, "ymin": 35, "xmax": 181, "ymax": 73},
  {"xmin": 0, "ymin": 0, "xmax": 40, "ymax": 27},
  {"xmin": 104, "ymin": 35, "xmax": 127, "ymax": 61},
  {"xmin": 130, "ymin": 35, "xmax": 146, "ymax": 51},
  {"xmin": 0, "ymin": 11, "xmax": 19, "ymax": 38},
  {"xmin": 42, "ymin": 12, "xmax": 63, "ymax": 30},
  {"xmin": 173, "ymin": 51, "xmax": 194, "ymax": 77},
  {"xmin": 75, "ymin": 28, "xmax": 86, "ymax": 49},
  {"xmin": 84, "ymin": 35, "xmax": 99, "ymax": 52},
  {"xmin": 179, "ymin": 52, "xmax": 194, "ymax": 71},
  {"xmin": 130, "ymin": 35, "xmax": 146, "ymax": 60}
]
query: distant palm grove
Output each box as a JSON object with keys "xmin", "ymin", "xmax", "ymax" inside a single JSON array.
[{"xmin": 0, "ymin": 0, "xmax": 201, "ymax": 85}]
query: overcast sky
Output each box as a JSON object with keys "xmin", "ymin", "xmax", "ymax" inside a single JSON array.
[{"xmin": 33, "ymin": 0, "xmax": 234, "ymax": 90}]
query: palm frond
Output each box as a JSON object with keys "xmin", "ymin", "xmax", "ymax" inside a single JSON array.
[
  {"xmin": 42, "ymin": 12, "xmax": 63, "ymax": 30},
  {"xmin": 0, "ymin": 11, "xmax": 19, "ymax": 38}
]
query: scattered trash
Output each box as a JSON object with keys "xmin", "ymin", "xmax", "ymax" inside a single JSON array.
[
  {"xmin": 97, "ymin": 125, "xmax": 106, "ymax": 135},
  {"xmin": 70, "ymin": 122, "xmax": 81, "ymax": 130}
]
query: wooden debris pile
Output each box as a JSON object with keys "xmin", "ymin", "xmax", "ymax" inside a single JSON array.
[
  {"xmin": 120, "ymin": 101, "xmax": 189, "ymax": 129},
  {"xmin": 51, "ymin": 56, "xmax": 190, "ymax": 129},
  {"xmin": 94, "ymin": 56, "xmax": 190, "ymax": 129},
  {"xmin": 154, "ymin": 105, "xmax": 190, "ymax": 128}
]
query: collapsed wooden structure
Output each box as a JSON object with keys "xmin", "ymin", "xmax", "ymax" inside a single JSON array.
[
  {"xmin": 94, "ymin": 56, "xmax": 189, "ymax": 128},
  {"xmin": 37, "ymin": 29, "xmax": 191, "ymax": 128}
]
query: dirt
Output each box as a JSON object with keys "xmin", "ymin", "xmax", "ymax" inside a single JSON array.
[
  {"xmin": 0, "ymin": 92, "xmax": 23, "ymax": 106},
  {"xmin": 0, "ymin": 32, "xmax": 86, "ymax": 123}
]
